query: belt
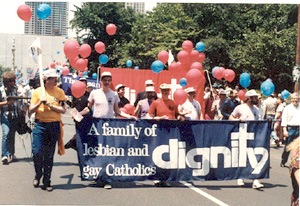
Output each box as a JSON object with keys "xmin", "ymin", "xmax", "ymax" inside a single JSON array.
[{"xmin": 287, "ymin": 126, "xmax": 300, "ymax": 130}]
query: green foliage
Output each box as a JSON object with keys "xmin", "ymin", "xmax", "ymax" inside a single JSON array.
[
  {"xmin": 70, "ymin": 3, "xmax": 298, "ymax": 92},
  {"xmin": 0, "ymin": 65, "xmax": 12, "ymax": 81}
]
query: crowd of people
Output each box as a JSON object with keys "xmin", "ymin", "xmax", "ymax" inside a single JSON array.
[{"xmin": 0, "ymin": 70, "xmax": 298, "ymax": 204}]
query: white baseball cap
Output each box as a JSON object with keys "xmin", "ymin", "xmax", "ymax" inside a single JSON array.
[
  {"xmin": 160, "ymin": 83, "xmax": 171, "ymax": 90},
  {"xmin": 145, "ymin": 86, "xmax": 155, "ymax": 92},
  {"xmin": 115, "ymin": 84, "xmax": 126, "ymax": 91},
  {"xmin": 87, "ymin": 82, "xmax": 93, "ymax": 87},
  {"xmin": 101, "ymin": 71, "xmax": 112, "ymax": 79},
  {"xmin": 219, "ymin": 89, "xmax": 227, "ymax": 95},
  {"xmin": 245, "ymin": 89, "xmax": 259, "ymax": 98},
  {"xmin": 185, "ymin": 87, "xmax": 196, "ymax": 93},
  {"xmin": 43, "ymin": 69, "xmax": 60, "ymax": 79},
  {"xmin": 145, "ymin": 79, "xmax": 154, "ymax": 85}
]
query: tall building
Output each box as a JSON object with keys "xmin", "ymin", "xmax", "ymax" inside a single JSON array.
[
  {"xmin": 125, "ymin": 2, "xmax": 145, "ymax": 14},
  {"xmin": 24, "ymin": 2, "xmax": 69, "ymax": 36}
]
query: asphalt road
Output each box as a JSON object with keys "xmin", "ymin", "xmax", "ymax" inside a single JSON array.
[{"xmin": 0, "ymin": 112, "xmax": 293, "ymax": 206}]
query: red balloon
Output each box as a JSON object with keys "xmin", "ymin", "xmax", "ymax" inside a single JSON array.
[
  {"xmin": 62, "ymin": 67, "xmax": 69, "ymax": 75},
  {"xmin": 213, "ymin": 67, "xmax": 225, "ymax": 80},
  {"xmin": 50, "ymin": 63, "xmax": 55, "ymax": 68},
  {"xmin": 17, "ymin": 5, "xmax": 32, "ymax": 22},
  {"xmin": 84, "ymin": 67, "xmax": 88, "ymax": 72},
  {"xmin": 62, "ymin": 64, "xmax": 66, "ymax": 67},
  {"xmin": 186, "ymin": 68, "xmax": 205, "ymax": 87},
  {"xmin": 190, "ymin": 50, "xmax": 200, "ymax": 62},
  {"xmin": 76, "ymin": 58, "xmax": 88, "ymax": 72},
  {"xmin": 173, "ymin": 89, "xmax": 187, "ymax": 105},
  {"xmin": 95, "ymin": 41, "xmax": 105, "ymax": 54},
  {"xmin": 64, "ymin": 40, "xmax": 80, "ymax": 59},
  {"xmin": 71, "ymin": 81, "xmax": 86, "ymax": 98},
  {"xmin": 69, "ymin": 56, "xmax": 79, "ymax": 68},
  {"xmin": 158, "ymin": 51, "xmax": 169, "ymax": 64},
  {"xmin": 177, "ymin": 50, "xmax": 190, "ymax": 64},
  {"xmin": 182, "ymin": 40, "xmax": 193, "ymax": 53},
  {"xmin": 198, "ymin": 52, "xmax": 206, "ymax": 62},
  {"xmin": 190, "ymin": 62, "xmax": 203, "ymax": 71},
  {"xmin": 238, "ymin": 89, "xmax": 247, "ymax": 101},
  {"xmin": 55, "ymin": 61, "xmax": 61, "ymax": 65},
  {"xmin": 78, "ymin": 72, "xmax": 84, "ymax": 77},
  {"xmin": 79, "ymin": 44, "xmax": 91, "ymax": 58},
  {"xmin": 106, "ymin": 23, "xmax": 117, "ymax": 35},
  {"xmin": 169, "ymin": 62, "xmax": 180, "ymax": 73},
  {"xmin": 120, "ymin": 107, "xmax": 128, "ymax": 115},
  {"xmin": 124, "ymin": 104, "xmax": 135, "ymax": 115},
  {"xmin": 224, "ymin": 69, "xmax": 236, "ymax": 82}
]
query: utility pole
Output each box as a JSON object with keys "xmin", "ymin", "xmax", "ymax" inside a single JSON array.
[
  {"xmin": 11, "ymin": 36, "xmax": 15, "ymax": 71},
  {"xmin": 294, "ymin": 5, "xmax": 300, "ymax": 93}
]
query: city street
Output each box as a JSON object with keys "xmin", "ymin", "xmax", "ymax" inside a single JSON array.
[{"xmin": 0, "ymin": 112, "xmax": 293, "ymax": 206}]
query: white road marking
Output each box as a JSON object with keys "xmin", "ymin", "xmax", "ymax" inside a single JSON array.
[{"xmin": 180, "ymin": 181, "xmax": 229, "ymax": 206}]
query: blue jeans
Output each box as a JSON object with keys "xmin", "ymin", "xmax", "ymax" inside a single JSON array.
[
  {"xmin": 281, "ymin": 126, "xmax": 299, "ymax": 164},
  {"xmin": 1, "ymin": 117, "xmax": 18, "ymax": 157},
  {"xmin": 32, "ymin": 120, "xmax": 60, "ymax": 185}
]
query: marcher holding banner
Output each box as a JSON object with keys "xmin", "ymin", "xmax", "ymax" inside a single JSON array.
[
  {"xmin": 134, "ymin": 86, "xmax": 156, "ymax": 119},
  {"xmin": 80, "ymin": 71, "xmax": 136, "ymax": 189},
  {"xmin": 178, "ymin": 87, "xmax": 203, "ymax": 120},
  {"xmin": 29, "ymin": 69, "xmax": 67, "ymax": 192},
  {"xmin": 134, "ymin": 79, "xmax": 157, "ymax": 107},
  {"xmin": 280, "ymin": 92, "xmax": 300, "ymax": 167},
  {"xmin": 229, "ymin": 89, "xmax": 264, "ymax": 189},
  {"xmin": 147, "ymin": 83, "xmax": 182, "ymax": 120}
]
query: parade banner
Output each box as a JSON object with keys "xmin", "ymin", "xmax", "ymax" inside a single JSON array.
[
  {"xmin": 76, "ymin": 118, "xmax": 271, "ymax": 182},
  {"xmin": 61, "ymin": 75, "xmax": 100, "ymax": 96}
]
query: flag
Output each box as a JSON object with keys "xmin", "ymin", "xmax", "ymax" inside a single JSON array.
[
  {"xmin": 168, "ymin": 50, "xmax": 174, "ymax": 66},
  {"xmin": 29, "ymin": 37, "xmax": 41, "ymax": 65}
]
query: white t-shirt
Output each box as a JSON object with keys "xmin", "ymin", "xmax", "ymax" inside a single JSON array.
[
  {"xmin": 178, "ymin": 99, "xmax": 201, "ymax": 120},
  {"xmin": 231, "ymin": 103, "xmax": 259, "ymax": 120},
  {"xmin": 88, "ymin": 88, "xmax": 120, "ymax": 118},
  {"xmin": 281, "ymin": 103, "xmax": 300, "ymax": 127}
]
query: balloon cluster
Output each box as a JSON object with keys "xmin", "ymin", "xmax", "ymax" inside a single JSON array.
[
  {"xmin": 17, "ymin": 3, "xmax": 52, "ymax": 21},
  {"xmin": 212, "ymin": 66, "xmax": 235, "ymax": 82}
]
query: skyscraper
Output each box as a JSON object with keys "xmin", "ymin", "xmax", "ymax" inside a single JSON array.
[
  {"xmin": 125, "ymin": 2, "xmax": 145, "ymax": 14},
  {"xmin": 24, "ymin": 2, "xmax": 69, "ymax": 36}
]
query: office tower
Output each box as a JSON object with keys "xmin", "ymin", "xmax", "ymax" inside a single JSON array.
[
  {"xmin": 24, "ymin": 2, "xmax": 69, "ymax": 36},
  {"xmin": 125, "ymin": 2, "xmax": 145, "ymax": 14}
]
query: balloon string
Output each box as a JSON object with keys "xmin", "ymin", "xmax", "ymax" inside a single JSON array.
[{"xmin": 205, "ymin": 70, "xmax": 216, "ymax": 100}]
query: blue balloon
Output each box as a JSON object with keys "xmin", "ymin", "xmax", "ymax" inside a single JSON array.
[
  {"xmin": 212, "ymin": 66, "xmax": 219, "ymax": 78},
  {"xmin": 83, "ymin": 71, "xmax": 88, "ymax": 76},
  {"xmin": 281, "ymin": 89, "xmax": 290, "ymax": 99},
  {"xmin": 196, "ymin": 42, "xmax": 205, "ymax": 52},
  {"xmin": 57, "ymin": 51, "xmax": 60, "ymax": 54},
  {"xmin": 151, "ymin": 60, "xmax": 164, "ymax": 73},
  {"xmin": 179, "ymin": 78, "xmax": 187, "ymax": 87},
  {"xmin": 126, "ymin": 60, "xmax": 132, "ymax": 67},
  {"xmin": 134, "ymin": 66, "xmax": 139, "ymax": 70},
  {"xmin": 99, "ymin": 54, "xmax": 108, "ymax": 64},
  {"xmin": 37, "ymin": 3, "xmax": 51, "ymax": 20},
  {"xmin": 239, "ymin": 78, "xmax": 251, "ymax": 88},
  {"xmin": 92, "ymin": 73, "xmax": 97, "ymax": 79},
  {"xmin": 239, "ymin": 73, "xmax": 251, "ymax": 88},
  {"xmin": 261, "ymin": 80, "xmax": 275, "ymax": 96}
]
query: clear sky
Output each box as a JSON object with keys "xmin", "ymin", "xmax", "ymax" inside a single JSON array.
[
  {"xmin": 0, "ymin": 1, "xmax": 298, "ymax": 35},
  {"xmin": 0, "ymin": 1, "xmax": 157, "ymax": 35}
]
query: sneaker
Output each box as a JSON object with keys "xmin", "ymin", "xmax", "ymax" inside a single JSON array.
[
  {"xmin": 154, "ymin": 180, "xmax": 171, "ymax": 187},
  {"xmin": 8, "ymin": 155, "xmax": 16, "ymax": 163},
  {"xmin": 42, "ymin": 184, "xmax": 53, "ymax": 192},
  {"xmin": 33, "ymin": 177, "xmax": 40, "ymax": 188},
  {"xmin": 1, "ymin": 156, "xmax": 8, "ymax": 165},
  {"xmin": 237, "ymin": 179, "xmax": 245, "ymax": 186},
  {"xmin": 252, "ymin": 179, "xmax": 264, "ymax": 189},
  {"xmin": 104, "ymin": 183, "xmax": 112, "ymax": 189}
]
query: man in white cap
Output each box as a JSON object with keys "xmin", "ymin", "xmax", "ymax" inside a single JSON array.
[
  {"xmin": 115, "ymin": 84, "xmax": 129, "ymax": 108},
  {"xmin": 229, "ymin": 89, "xmax": 264, "ymax": 189},
  {"xmin": 134, "ymin": 86, "xmax": 156, "ymax": 119},
  {"xmin": 211, "ymin": 88, "xmax": 227, "ymax": 120},
  {"xmin": 29, "ymin": 69, "xmax": 66, "ymax": 191},
  {"xmin": 178, "ymin": 87, "xmax": 203, "ymax": 120},
  {"xmin": 80, "ymin": 71, "xmax": 136, "ymax": 189},
  {"xmin": 134, "ymin": 79, "xmax": 157, "ymax": 107}
]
